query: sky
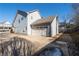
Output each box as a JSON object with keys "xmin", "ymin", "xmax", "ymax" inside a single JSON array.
[{"xmin": 0, "ymin": 3, "xmax": 73, "ymax": 24}]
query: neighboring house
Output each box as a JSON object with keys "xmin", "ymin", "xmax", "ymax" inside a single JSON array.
[
  {"xmin": 12, "ymin": 10, "xmax": 59, "ymax": 37},
  {"xmin": 59, "ymin": 22, "xmax": 66, "ymax": 32},
  {"xmin": 0, "ymin": 21, "xmax": 12, "ymax": 33}
]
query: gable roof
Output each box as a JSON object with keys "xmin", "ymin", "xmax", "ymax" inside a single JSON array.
[
  {"xmin": 0, "ymin": 20, "xmax": 11, "ymax": 24},
  {"xmin": 12, "ymin": 10, "xmax": 39, "ymax": 26},
  {"xmin": 0, "ymin": 21, "xmax": 12, "ymax": 27},
  {"xmin": 12, "ymin": 10, "xmax": 27, "ymax": 26},
  {"xmin": 31, "ymin": 16, "xmax": 55, "ymax": 26},
  {"xmin": 17, "ymin": 10, "xmax": 27, "ymax": 17}
]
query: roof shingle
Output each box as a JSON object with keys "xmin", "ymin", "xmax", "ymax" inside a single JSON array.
[{"xmin": 31, "ymin": 16, "xmax": 55, "ymax": 26}]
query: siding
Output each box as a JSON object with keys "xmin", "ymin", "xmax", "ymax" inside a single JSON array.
[
  {"xmin": 31, "ymin": 28, "xmax": 47, "ymax": 36},
  {"xmin": 51, "ymin": 17, "xmax": 57, "ymax": 36},
  {"xmin": 13, "ymin": 14, "xmax": 27, "ymax": 34},
  {"xmin": 27, "ymin": 11, "xmax": 41, "ymax": 35}
]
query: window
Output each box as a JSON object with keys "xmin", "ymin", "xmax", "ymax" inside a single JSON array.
[
  {"xmin": 40, "ymin": 26, "xmax": 48, "ymax": 28},
  {"xmin": 19, "ymin": 19, "xmax": 20, "ymax": 23},
  {"xmin": 26, "ymin": 27, "xmax": 27, "ymax": 30},
  {"xmin": 43, "ymin": 26, "xmax": 48, "ymax": 28},
  {"xmin": 21, "ymin": 17, "xmax": 24, "ymax": 20},
  {"xmin": 4, "ymin": 27, "xmax": 8, "ymax": 29},
  {"xmin": 19, "ymin": 17, "xmax": 24, "ymax": 23},
  {"xmin": 23, "ymin": 30, "xmax": 25, "ymax": 32}
]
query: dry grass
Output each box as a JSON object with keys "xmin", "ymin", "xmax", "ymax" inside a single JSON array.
[{"xmin": 0, "ymin": 33, "xmax": 62, "ymax": 55}]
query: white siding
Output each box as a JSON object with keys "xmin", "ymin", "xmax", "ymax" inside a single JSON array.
[
  {"xmin": 32, "ymin": 29, "xmax": 47, "ymax": 36},
  {"xmin": 13, "ymin": 14, "xmax": 27, "ymax": 34},
  {"xmin": 51, "ymin": 17, "xmax": 59, "ymax": 36},
  {"xmin": 13, "ymin": 10, "xmax": 59, "ymax": 37},
  {"xmin": 27, "ymin": 11, "xmax": 41, "ymax": 35},
  {"xmin": 31, "ymin": 25, "xmax": 50, "ymax": 36}
]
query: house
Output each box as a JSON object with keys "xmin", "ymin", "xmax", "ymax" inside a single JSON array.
[
  {"xmin": 12, "ymin": 10, "xmax": 59, "ymax": 37},
  {"xmin": 59, "ymin": 22, "xmax": 66, "ymax": 32},
  {"xmin": 0, "ymin": 21, "xmax": 12, "ymax": 33}
]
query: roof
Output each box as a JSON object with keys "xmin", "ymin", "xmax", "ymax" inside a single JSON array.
[
  {"xmin": 31, "ymin": 16, "xmax": 55, "ymax": 26},
  {"xmin": 12, "ymin": 10, "xmax": 39, "ymax": 26},
  {"xmin": 0, "ymin": 21, "xmax": 12, "ymax": 27},
  {"xmin": 17, "ymin": 10, "xmax": 27, "ymax": 17},
  {"xmin": 12, "ymin": 10, "xmax": 27, "ymax": 26},
  {"xmin": 27, "ymin": 9, "xmax": 39, "ymax": 14}
]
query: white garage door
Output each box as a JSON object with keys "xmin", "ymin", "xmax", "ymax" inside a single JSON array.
[{"xmin": 32, "ymin": 29, "xmax": 47, "ymax": 36}]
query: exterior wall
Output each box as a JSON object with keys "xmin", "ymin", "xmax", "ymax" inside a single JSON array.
[
  {"xmin": 27, "ymin": 11, "xmax": 41, "ymax": 35},
  {"xmin": 56, "ymin": 17, "xmax": 59, "ymax": 34},
  {"xmin": 31, "ymin": 25, "xmax": 50, "ymax": 37},
  {"xmin": 13, "ymin": 10, "xmax": 59, "ymax": 37},
  {"xmin": 31, "ymin": 28, "xmax": 47, "ymax": 36},
  {"xmin": 13, "ymin": 14, "xmax": 27, "ymax": 34},
  {"xmin": 46, "ymin": 25, "xmax": 51, "ymax": 36},
  {"xmin": 51, "ymin": 16, "xmax": 59, "ymax": 36}
]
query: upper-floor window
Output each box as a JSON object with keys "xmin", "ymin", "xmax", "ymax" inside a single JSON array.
[
  {"xmin": 19, "ymin": 19, "xmax": 20, "ymax": 23},
  {"xmin": 18, "ymin": 17, "xmax": 25, "ymax": 24},
  {"xmin": 21, "ymin": 17, "xmax": 24, "ymax": 21}
]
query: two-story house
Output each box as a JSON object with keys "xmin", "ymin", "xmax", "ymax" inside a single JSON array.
[{"xmin": 12, "ymin": 10, "xmax": 59, "ymax": 37}]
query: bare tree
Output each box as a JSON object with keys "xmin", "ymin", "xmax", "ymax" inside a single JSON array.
[{"xmin": 72, "ymin": 4, "xmax": 79, "ymax": 26}]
